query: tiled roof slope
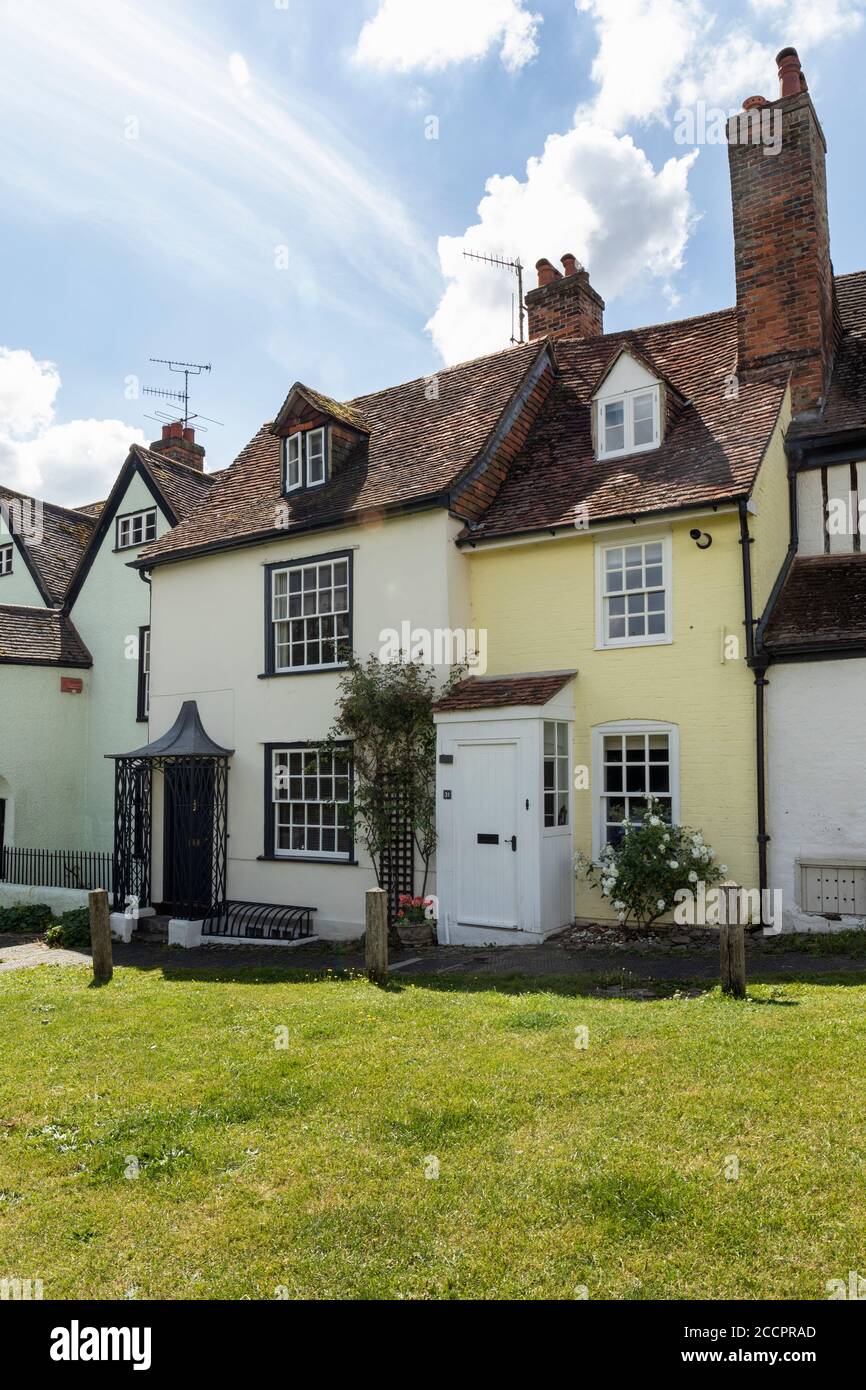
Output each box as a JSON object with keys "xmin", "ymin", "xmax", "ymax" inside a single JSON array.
[
  {"xmin": 0, "ymin": 604, "xmax": 92, "ymax": 666},
  {"xmin": 789, "ymin": 271, "xmax": 866, "ymax": 440},
  {"xmin": 0, "ymin": 486, "xmax": 96, "ymax": 604},
  {"xmin": 762, "ymin": 554, "xmax": 866, "ymax": 652},
  {"xmin": 467, "ymin": 308, "xmax": 787, "ymax": 542},
  {"xmin": 136, "ymin": 341, "xmax": 545, "ymax": 565},
  {"xmin": 434, "ymin": 670, "xmax": 577, "ymax": 712},
  {"xmin": 74, "ymin": 500, "xmax": 105, "ymax": 518},
  {"xmin": 131, "ymin": 445, "xmax": 217, "ymax": 520}
]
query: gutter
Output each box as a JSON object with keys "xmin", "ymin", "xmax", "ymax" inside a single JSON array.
[{"xmin": 458, "ymin": 495, "xmax": 744, "ymax": 550}]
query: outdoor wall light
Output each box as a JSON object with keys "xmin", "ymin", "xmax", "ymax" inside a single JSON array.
[{"xmin": 689, "ymin": 528, "xmax": 713, "ymax": 549}]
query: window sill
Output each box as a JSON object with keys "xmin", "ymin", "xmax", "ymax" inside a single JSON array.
[
  {"xmin": 259, "ymin": 664, "xmax": 349, "ymax": 679},
  {"xmin": 257, "ymin": 854, "xmax": 358, "ymax": 867},
  {"xmin": 596, "ymin": 635, "xmax": 672, "ymax": 651}
]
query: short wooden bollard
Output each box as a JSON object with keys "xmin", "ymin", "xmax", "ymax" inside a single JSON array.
[
  {"xmin": 365, "ymin": 887, "xmax": 389, "ymax": 982},
  {"xmin": 720, "ymin": 883, "xmax": 746, "ymax": 998},
  {"xmin": 89, "ymin": 888, "xmax": 113, "ymax": 985}
]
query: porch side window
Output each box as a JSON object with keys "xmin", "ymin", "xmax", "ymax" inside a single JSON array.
[
  {"xmin": 271, "ymin": 745, "xmax": 353, "ymax": 860},
  {"xmin": 598, "ymin": 537, "xmax": 670, "ymax": 647},
  {"xmin": 543, "ymin": 721, "xmax": 570, "ymax": 828},
  {"xmin": 117, "ymin": 508, "xmax": 157, "ymax": 550},
  {"xmin": 269, "ymin": 552, "xmax": 351, "ymax": 673},
  {"xmin": 595, "ymin": 723, "xmax": 678, "ymax": 850},
  {"xmin": 137, "ymin": 626, "xmax": 150, "ymax": 722}
]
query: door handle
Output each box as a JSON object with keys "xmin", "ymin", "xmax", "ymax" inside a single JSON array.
[{"xmin": 509, "ymin": 835, "xmax": 517, "ymax": 852}]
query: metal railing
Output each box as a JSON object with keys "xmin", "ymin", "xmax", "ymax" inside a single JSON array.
[
  {"xmin": 0, "ymin": 846, "xmax": 113, "ymax": 893},
  {"xmin": 201, "ymin": 900, "xmax": 316, "ymax": 941}
]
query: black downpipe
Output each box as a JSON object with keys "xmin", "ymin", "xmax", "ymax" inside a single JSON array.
[{"xmin": 738, "ymin": 499, "xmax": 769, "ymax": 922}]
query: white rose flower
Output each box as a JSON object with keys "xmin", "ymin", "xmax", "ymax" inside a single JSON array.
[
  {"xmin": 667, "ymin": 860, "xmax": 679, "ymax": 870},
  {"xmin": 720, "ymin": 864, "xmax": 728, "ymax": 874},
  {"xmin": 656, "ymin": 899, "xmax": 666, "ymax": 911},
  {"xmin": 688, "ymin": 870, "xmax": 698, "ymax": 883},
  {"xmin": 649, "ymin": 815, "xmax": 661, "ymax": 827}
]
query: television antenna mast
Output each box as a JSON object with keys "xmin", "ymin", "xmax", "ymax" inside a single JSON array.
[
  {"xmin": 461, "ymin": 250, "xmax": 526, "ymax": 343},
  {"xmin": 142, "ymin": 358, "xmax": 222, "ymax": 431}
]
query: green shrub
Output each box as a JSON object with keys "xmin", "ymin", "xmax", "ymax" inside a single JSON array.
[
  {"xmin": 0, "ymin": 903, "xmax": 54, "ymax": 934},
  {"xmin": 576, "ymin": 796, "xmax": 726, "ymax": 929},
  {"xmin": 45, "ymin": 908, "xmax": 91, "ymax": 949}
]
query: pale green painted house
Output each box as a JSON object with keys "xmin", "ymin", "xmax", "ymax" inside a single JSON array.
[{"xmin": 0, "ymin": 427, "xmax": 215, "ymax": 877}]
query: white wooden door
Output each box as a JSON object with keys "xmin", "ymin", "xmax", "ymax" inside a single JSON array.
[{"xmin": 454, "ymin": 740, "xmax": 520, "ymax": 928}]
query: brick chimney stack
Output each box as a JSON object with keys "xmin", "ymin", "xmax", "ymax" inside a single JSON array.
[
  {"xmin": 525, "ymin": 253, "xmax": 604, "ymax": 341},
  {"xmin": 727, "ymin": 46, "xmax": 839, "ymax": 416},
  {"xmin": 148, "ymin": 421, "xmax": 206, "ymax": 472}
]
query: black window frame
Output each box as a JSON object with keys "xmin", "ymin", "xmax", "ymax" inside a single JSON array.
[
  {"xmin": 116, "ymin": 507, "xmax": 157, "ymax": 551},
  {"xmin": 262, "ymin": 549, "xmax": 353, "ymax": 677},
  {"xmin": 261, "ymin": 740, "xmax": 356, "ymax": 865},
  {"xmin": 281, "ymin": 426, "xmax": 329, "ymax": 495},
  {"xmin": 136, "ymin": 624, "xmax": 150, "ymax": 723}
]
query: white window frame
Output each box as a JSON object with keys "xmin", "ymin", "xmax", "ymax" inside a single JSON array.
[
  {"xmin": 284, "ymin": 434, "xmax": 302, "ymax": 492},
  {"xmin": 138, "ymin": 627, "xmax": 150, "ymax": 721},
  {"xmin": 116, "ymin": 508, "xmax": 157, "ymax": 550},
  {"xmin": 306, "ymin": 427, "xmax": 327, "ymax": 488},
  {"xmin": 272, "ymin": 745, "xmax": 353, "ymax": 861},
  {"xmin": 0, "ymin": 544, "xmax": 12, "ymax": 576},
  {"xmin": 542, "ymin": 720, "xmax": 571, "ymax": 833},
  {"xmin": 270, "ymin": 554, "xmax": 351, "ymax": 673},
  {"xmin": 591, "ymin": 720, "xmax": 680, "ymax": 859},
  {"xmin": 595, "ymin": 532, "xmax": 672, "ymax": 649},
  {"xmin": 283, "ymin": 427, "xmax": 328, "ymax": 493},
  {"xmin": 597, "ymin": 384, "xmax": 660, "ymax": 460}
]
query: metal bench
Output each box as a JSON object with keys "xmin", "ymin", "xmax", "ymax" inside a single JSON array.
[{"xmin": 201, "ymin": 900, "xmax": 316, "ymax": 942}]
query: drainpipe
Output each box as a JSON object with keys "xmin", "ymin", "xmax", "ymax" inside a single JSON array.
[{"xmin": 738, "ymin": 498, "xmax": 769, "ymax": 923}]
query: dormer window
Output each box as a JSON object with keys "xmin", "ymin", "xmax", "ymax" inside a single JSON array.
[
  {"xmin": 598, "ymin": 385, "xmax": 660, "ymax": 460},
  {"xmin": 283, "ymin": 427, "xmax": 329, "ymax": 493}
]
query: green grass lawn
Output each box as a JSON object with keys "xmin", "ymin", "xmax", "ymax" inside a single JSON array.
[{"xmin": 1, "ymin": 963, "xmax": 865, "ymax": 1300}]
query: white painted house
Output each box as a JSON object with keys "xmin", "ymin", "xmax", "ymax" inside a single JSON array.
[{"xmin": 760, "ymin": 272, "xmax": 866, "ymax": 931}]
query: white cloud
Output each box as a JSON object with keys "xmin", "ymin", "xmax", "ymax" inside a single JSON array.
[
  {"xmin": 755, "ymin": 0, "xmax": 864, "ymax": 49},
  {"xmin": 428, "ymin": 126, "xmax": 697, "ymax": 363},
  {"xmin": 354, "ymin": 0, "xmax": 541, "ymax": 73},
  {"xmin": 0, "ymin": 0, "xmax": 434, "ymax": 315},
  {"xmin": 576, "ymin": 0, "xmax": 706, "ymax": 129},
  {"xmin": 0, "ymin": 348, "xmax": 144, "ymax": 506},
  {"xmin": 0, "ymin": 348, "xmax": 60, "ymax": 438}
]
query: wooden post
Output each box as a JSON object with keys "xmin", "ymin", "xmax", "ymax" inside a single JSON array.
[
  {"xmin": 89, "ymin": 888, "xmax": 113, "ymax": 985},
  {"xmin": 720, "ymin": 883, "xmax": 746, "ymax": 998},
  {"xmin": 365, "ymin": 888, "xmax": 389, "ymax": 982}
]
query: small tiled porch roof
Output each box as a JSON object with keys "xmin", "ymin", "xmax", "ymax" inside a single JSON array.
[
  {"xmin": 434, "ymin": 670, "xmax": 577, "ymax": 713},
  {"xmin": 762, "ymin": 554, "xmax": 866, "ymax": 653},
  {"xmin": 0, "ymin": 604, "xmax": 92, "ymax": 667}
]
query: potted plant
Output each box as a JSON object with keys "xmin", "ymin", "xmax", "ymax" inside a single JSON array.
[{"xmin": 395, "ymin": 894, "xmax": 437, "ymax": 946}]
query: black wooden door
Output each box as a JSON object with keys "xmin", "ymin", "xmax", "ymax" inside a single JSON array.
[{"xmin": 163, "ymin": 764, "xmax": 214, "ymax": 916}]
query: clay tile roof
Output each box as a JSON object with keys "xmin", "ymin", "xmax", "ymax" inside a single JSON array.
[
  {"xmin": 74, "ymin": 500, "xmax": 106, "ymax": 518},
  {"xmin": 136, "ymin": 340, "xmax": 545, "ymax": 566},
  {"xmin": 789, "ymin": 271, "xmax": 866, "ymax": 441},
  {"xmin": 0, "ymin": 485, "xmax": 96, "ymax": 604},
  {"xmin": 466, "ymin": 307, "xmax": 786, "ymax": 541},
  {"xmin": 0, "ymin": 604, "xmax": 92, "ymax": 667},
  {"xmin": 274, "ymin": 383, "xmax": 371, "ymax": 434},
  {"xmin": 762, "ymin": 554, "xmax": 866, "ymax": 652},
  {"xmin": 434, "ymin": 669, "xmax": 577, "ymax": 712},
  {"xmin": 131, "ymin": 445, "xmax": 216, "ymax": 519}
]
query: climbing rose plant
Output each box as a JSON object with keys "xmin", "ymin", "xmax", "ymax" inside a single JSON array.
[{"xmin": 576, "ymin": 797, "xmax": 727, "ymax": 930}]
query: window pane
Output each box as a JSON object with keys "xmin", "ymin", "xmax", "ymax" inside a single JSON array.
[
  {"xmin": 556, "ymin": 724, "xmax": 568, "ymax": 756},
  {"xmin": 632, "ymin": 392, "xmax": 655, "ymax": 446},
  {"xmin": 543, "ymin": 722, "xmax": 555, "ymax": 756}
]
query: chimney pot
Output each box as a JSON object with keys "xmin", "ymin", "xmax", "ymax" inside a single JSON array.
[
  {"xmin": 776, "ymin": 46, "xmax": 803, "ymax": 98},
  {"xmin": 743, "ymin": 95, "xmax": 769, "ymax": 111},
  {"xmin": 535, "ymin": 257, "xmax": 561, "ymax": 287},
  {"xmin": 561, "ymin": 252, "xmax": 578, "ymax": 276},
  {"xmin": 151, "ymin": 420, "xmax": 206, "ymax": 471}
]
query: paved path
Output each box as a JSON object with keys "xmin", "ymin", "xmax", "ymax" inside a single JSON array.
[{"xmin": 2, "ymin": 932, "xmax": 865, "ymax": 982}]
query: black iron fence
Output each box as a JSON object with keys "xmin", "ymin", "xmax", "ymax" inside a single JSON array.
[{"xmin": 0, "ymin": 846, "xmax": 113, "ymax": 893}]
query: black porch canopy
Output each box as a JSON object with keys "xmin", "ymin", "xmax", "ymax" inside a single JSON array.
[{"xmin": 107, "ymin": 701, "xmax": 233, "ymax": 919}]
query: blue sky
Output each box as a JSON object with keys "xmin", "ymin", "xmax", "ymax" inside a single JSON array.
[{"xmin": 1, "ymin": 0, "xmax": 865, "ymax": 504}]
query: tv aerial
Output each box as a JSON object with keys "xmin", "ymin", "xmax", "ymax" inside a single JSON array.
[
  {"xmin": 461, "ymin": 250, "xmax": 526, "ymax": 344},
  {"xmin": 142, "ymin": 358, "xmax": 223, "ymax": 432}
]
